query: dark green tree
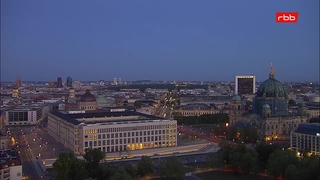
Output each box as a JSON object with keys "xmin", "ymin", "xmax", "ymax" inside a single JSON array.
[
  {"xmin": 206, "ymin": 152, "xmax": 224, "ymax": 168},
  {"xmin": 229, "ymin": 144, "xmax": 259, "ymax": 174},
  {"xmin": 110, "ymin": 166, "xmax": 134, "ymax": 180},
  {"xmin": 137, "ymin": 156, "xmax": 153, "ymax": 177},
  {"xmin": 218, "ymin": 140, "xmax": 232, "ymax": 164},
  {"xmin": 123, "ymin": 163, "xmax": 137, "ymax": 178},
  {"xmin": 53, "ymin": 153, "xmax": 88, "ymax": 180},
  {"xmin": 83, "ymin": 148, "xmax": 106, "ymax": 179},
  {"xmin": 267, "ymin": 150, "xmax": 299, "ymax": 178},
  {"xmin": 255, "ymin": 143, "xmax": 281, "ymax": 165},
  {"xmin": 159, "ymin": 156, "xmax": 185, "ymax": 180}
]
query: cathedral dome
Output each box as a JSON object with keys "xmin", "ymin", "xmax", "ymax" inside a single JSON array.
[
  {"xmin": 262, "ymin": 104, "xmax": 270, "ymax": 109},
  {"xmin": 80, "ymin": 89, "xmax": 96, "ymax": 102},
  {"xmin": 232, "ymin": 94, "xmax": 241, "ymax": 102},
  {"xmin": 256, "ymin": 64, "xmax": 288, "ymax": 99}
]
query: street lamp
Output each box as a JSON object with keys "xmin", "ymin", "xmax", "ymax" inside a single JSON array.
[{"xmin": 53, "ymin": 148, "xmax": 55, "ymax": 158}]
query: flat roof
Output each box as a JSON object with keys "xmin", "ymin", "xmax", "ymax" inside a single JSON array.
[
  {"xmin": 50, "ymin": 110, "xmax": 169, "ymax": 125},
  {"xmin": 294, "ymin": 123, "xmax": 320, "ymax": 136}
]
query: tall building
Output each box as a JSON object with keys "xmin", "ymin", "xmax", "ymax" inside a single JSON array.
[
  {"xmin": 0, "ymin": 149, "xmax": 23, "ymax": 180},
  {"xmin": 66, "ymin": 76, "xmax": 73, "ymax": 87},
  {"xmin": 15, "ymin": 76, "xmax": 22, "ymax": 87},
  {"xmin": 235, "ymin": 75, "xmax": 255, "ymax": 95},
  {"xmin": 113, "ymin": 78, "xmax": 118, "ymax": 85},
  {"xmin": 57, "ymin": 77, "xmax": 63, "ymax": 88},
  {"xmin": 118, "ymin": 78, "xmax": 123, "ymax": 85}
]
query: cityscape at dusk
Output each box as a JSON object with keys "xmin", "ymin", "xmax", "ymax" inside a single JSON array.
[{"xmin": 0, "ymin": 0, "xmax": 319, "ymax": 180}]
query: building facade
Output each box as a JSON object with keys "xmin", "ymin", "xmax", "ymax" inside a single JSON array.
[
  {"xmin": 290, "ymin": 123, "xmax": 320, "ymax": 156},
  {"xmin": 4, "ymin": 105, "xmax": 48, "ymax": 126},
  {"xmin": 78, "ymin": 90, "xmax": 97, "ymax": 111},
  {"xmin": 0, "ymin": 149, "xmax": 23, "ymax": 180},
  {"xmin": 47, "ymin": 111, "xmax": 177, "ymax": 155},
  {"xmin": 173, "ymin": 104, "xmax": 219, "ymax": 117},
  {"xmin": 235, "ymin": 75, "xmax": 256, "ymax": 95}
]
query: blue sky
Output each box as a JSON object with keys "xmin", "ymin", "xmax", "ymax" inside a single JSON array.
[{"xmin": 1, "ymin": 0, "xmax": 319, "ymax": 82}]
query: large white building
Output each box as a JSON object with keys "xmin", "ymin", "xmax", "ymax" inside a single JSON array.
[
  {"xmin": 47, "ymin": 110, "xmax": 177, "ymax": 155},
  {"xmin": 0, "ymin": 149, "xmax": 23, "ymax": 180},
  {"xmin": 5, "ymin": 105, "xmax": 50, "ymax": 126},
  {"xmin": 290, "ymin": 123, "xmax": 320, "ymax": 156}
]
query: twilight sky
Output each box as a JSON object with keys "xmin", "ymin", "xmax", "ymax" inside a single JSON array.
[{"xmin": 1, "ymin": 0, "xmax": 319, "ymax": 82}]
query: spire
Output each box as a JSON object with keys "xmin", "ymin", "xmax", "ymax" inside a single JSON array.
[{"xmin": 269, "ymin": 63, "xmax": 275, "ymax": 79}]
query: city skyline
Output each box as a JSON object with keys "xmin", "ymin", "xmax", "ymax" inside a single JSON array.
[{"xmin": 1, "ymin": 0, "xmax": 319, "ymax": 82}]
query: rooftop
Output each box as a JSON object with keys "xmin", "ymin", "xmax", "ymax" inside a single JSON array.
[
  {"xmin": 0, "ymin": 149, "xmax": 21, "ymax": 168},
  {"xmin": 295, "ymin": 123, "xmax": 320, "ymax": 136},
  {"xmin": 50, "ymin": 110, "xmax": 168, "ymax": 125}
]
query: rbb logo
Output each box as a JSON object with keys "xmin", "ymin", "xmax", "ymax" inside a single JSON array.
[{"xmin": 276, "ymin": 12, "xmax": 299, "ymax": 23}]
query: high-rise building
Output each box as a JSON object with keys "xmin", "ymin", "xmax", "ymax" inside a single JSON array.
[
  {"xmin": 15, "ymin": 76, "xmax": 22, "ymax": 87},
  {"xmin": 235, "ymin": 75, "xmax": 255, "ymax": 95},
  {"xmin": 66, "ymin": 76, "xmax": 73, "ymax": 87},
  {"xmin": 113, "ymin": 77, "xmax": 118, "ymax": 85},
  {"xmin": 118, "ymin": 78, "xmax": 123, "ymax": 85},
  {"xmin": 57, "ymin": 77, "xmax": 63, "ymax": 88}
]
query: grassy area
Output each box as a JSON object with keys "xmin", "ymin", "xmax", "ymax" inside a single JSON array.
[{"xmin": 196, "ymin": 171, "xmax": 274, "ymax": 180}]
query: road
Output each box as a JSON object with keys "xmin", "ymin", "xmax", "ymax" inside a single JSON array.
[{"xmin": 9, "ymin": 127, "xmax": 44, "ymax": 180}]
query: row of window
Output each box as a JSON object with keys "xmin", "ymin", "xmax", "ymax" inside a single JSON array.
[{"xmin": 85, "ymin": 124, "xmax": 177, "ymax": 134}]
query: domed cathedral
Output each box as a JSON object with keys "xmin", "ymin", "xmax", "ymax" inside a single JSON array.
[
  {"xmin": 79, "ymin": 89, "xmax": 98, "ymax": 111},
  {"xmin": 253, "ymin": 63, "xmax": 288, "ymax": 117},
  {"xmin": 252, "ymin": 64, "xmax": 308, "ymax": 145}
]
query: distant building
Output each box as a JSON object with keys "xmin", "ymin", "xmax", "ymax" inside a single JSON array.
[
  {"xmin": 118, "ymin": 78, "xmax": 123, "ymax": 85},
  {"xmin": 235, "ymin": 75, "xmax": 255, "ymax": 95},
  {"xmin": 47, "ymin": 111, "xmax": 177, "ymax": 155},
  {"xmin": 66, "ymin": 76, "xmax": 73, "ymax": 88},
  {"xmin": 173, "ymin": 104, "xmax": 219, "ymax": 117},
  {"xmin": 290, "ymin": 123, "xmax": 320, "ymax": 156},
  {"xmin": 4, "ymin": 105, "xmax": 50, "ymax": 126},
  {"xmin": 0, "ymin": 149, "xmax": 23, "ymax": 180},
  {"xmin": 57, "ymin": 77, "xmax": 63, "ymax": 88},
  {"xmin": 15, "ymin": 77, "xmax": 22, "ymax": 87},
  {"xmin": 11, "ymin": 89, "xmax": 19, "ymax": 98},
  {"xmin": 79, "ymin": 89, "xmax": 97, "ymax": 111},
  {"xmin": 113, "ymin": 78, "xmax": 118, "ymax": 85}
]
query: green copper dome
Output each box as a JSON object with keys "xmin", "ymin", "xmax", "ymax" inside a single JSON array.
[
  {"xmin": 262, "ymin": 104, "xmax": 270, "ymax": 109},
  {"xmin": 232, "ymin": 94, "xmax": 241, "ymax": 102},
  {"xmin": 256, "ymin": 65, "xmax": 288, "ymax": 99}
]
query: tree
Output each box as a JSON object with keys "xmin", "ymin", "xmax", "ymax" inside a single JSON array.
[
  {"xmin": 206, "ymin": 152, "xmax": 224, "ymax": 168},
  {"xmin": 267, "ymin": 150, "xmax": 299, "ymax": 178},
  {"xmin": 137, "ymin": 156, "xmax": 153, "ymax": 177},
  {"xmin": 123, "ymin": 163, "xmax": 137, "ymax": 178},
  {"xmin": 134, "ymin": 100, "xmax": 142, "ymax": 109},
  {"xmin": 218, "ymin": 140, "xmax": 232, "ymax": 164},
  {"xmin": 83, "ymin": 148, "xmax": 106, "ymax": 179},
  {"xmin": 110, "ymin": 166, "xmax": 134, "ymax": 180},
  {"xmin": 255, "ymin": 143, "xmax": 281, "ymax": 165},
  {"xmin": 159, "ymin": 156, "xmax": 185, "ymax": 180},
  {"xmin": 53, "ymin": 153, "xmax": 88, "ymax": 180},
  {"xmin": 229, "ymin": 144, "xmax": 259, "ymax": 174}
]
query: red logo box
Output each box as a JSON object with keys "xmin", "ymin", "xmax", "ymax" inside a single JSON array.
[{"xmin": 276, "ymin": 12, "xmax": 299, "ymax": 23}]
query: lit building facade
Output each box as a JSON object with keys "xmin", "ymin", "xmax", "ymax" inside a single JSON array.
[
  {"xmin": 290, "ymin": 123, "xmax": 320, "ymax": 156},
  {"xmin": 47, "ymin": 111, "xmax": 177, "ymax": 155},
  {"xmin": 79, "ymin": 90, "xmax": 97, "ymax": 111},
  {"xmin": 173, "ymin": 104, "xmax": 219, "ymax": 117}
]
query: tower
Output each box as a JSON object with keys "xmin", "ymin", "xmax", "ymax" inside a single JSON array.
[
  {"xmin": 15, "ymin": 76, "xmax": 22, "ymax": 87},
  {"xmin": 57, "ymin": 77, "xmax": 63, "ymax": 88},
  {"xmin": 66, "ymin": 76, "xmax": 73, "ymax": 87}
]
